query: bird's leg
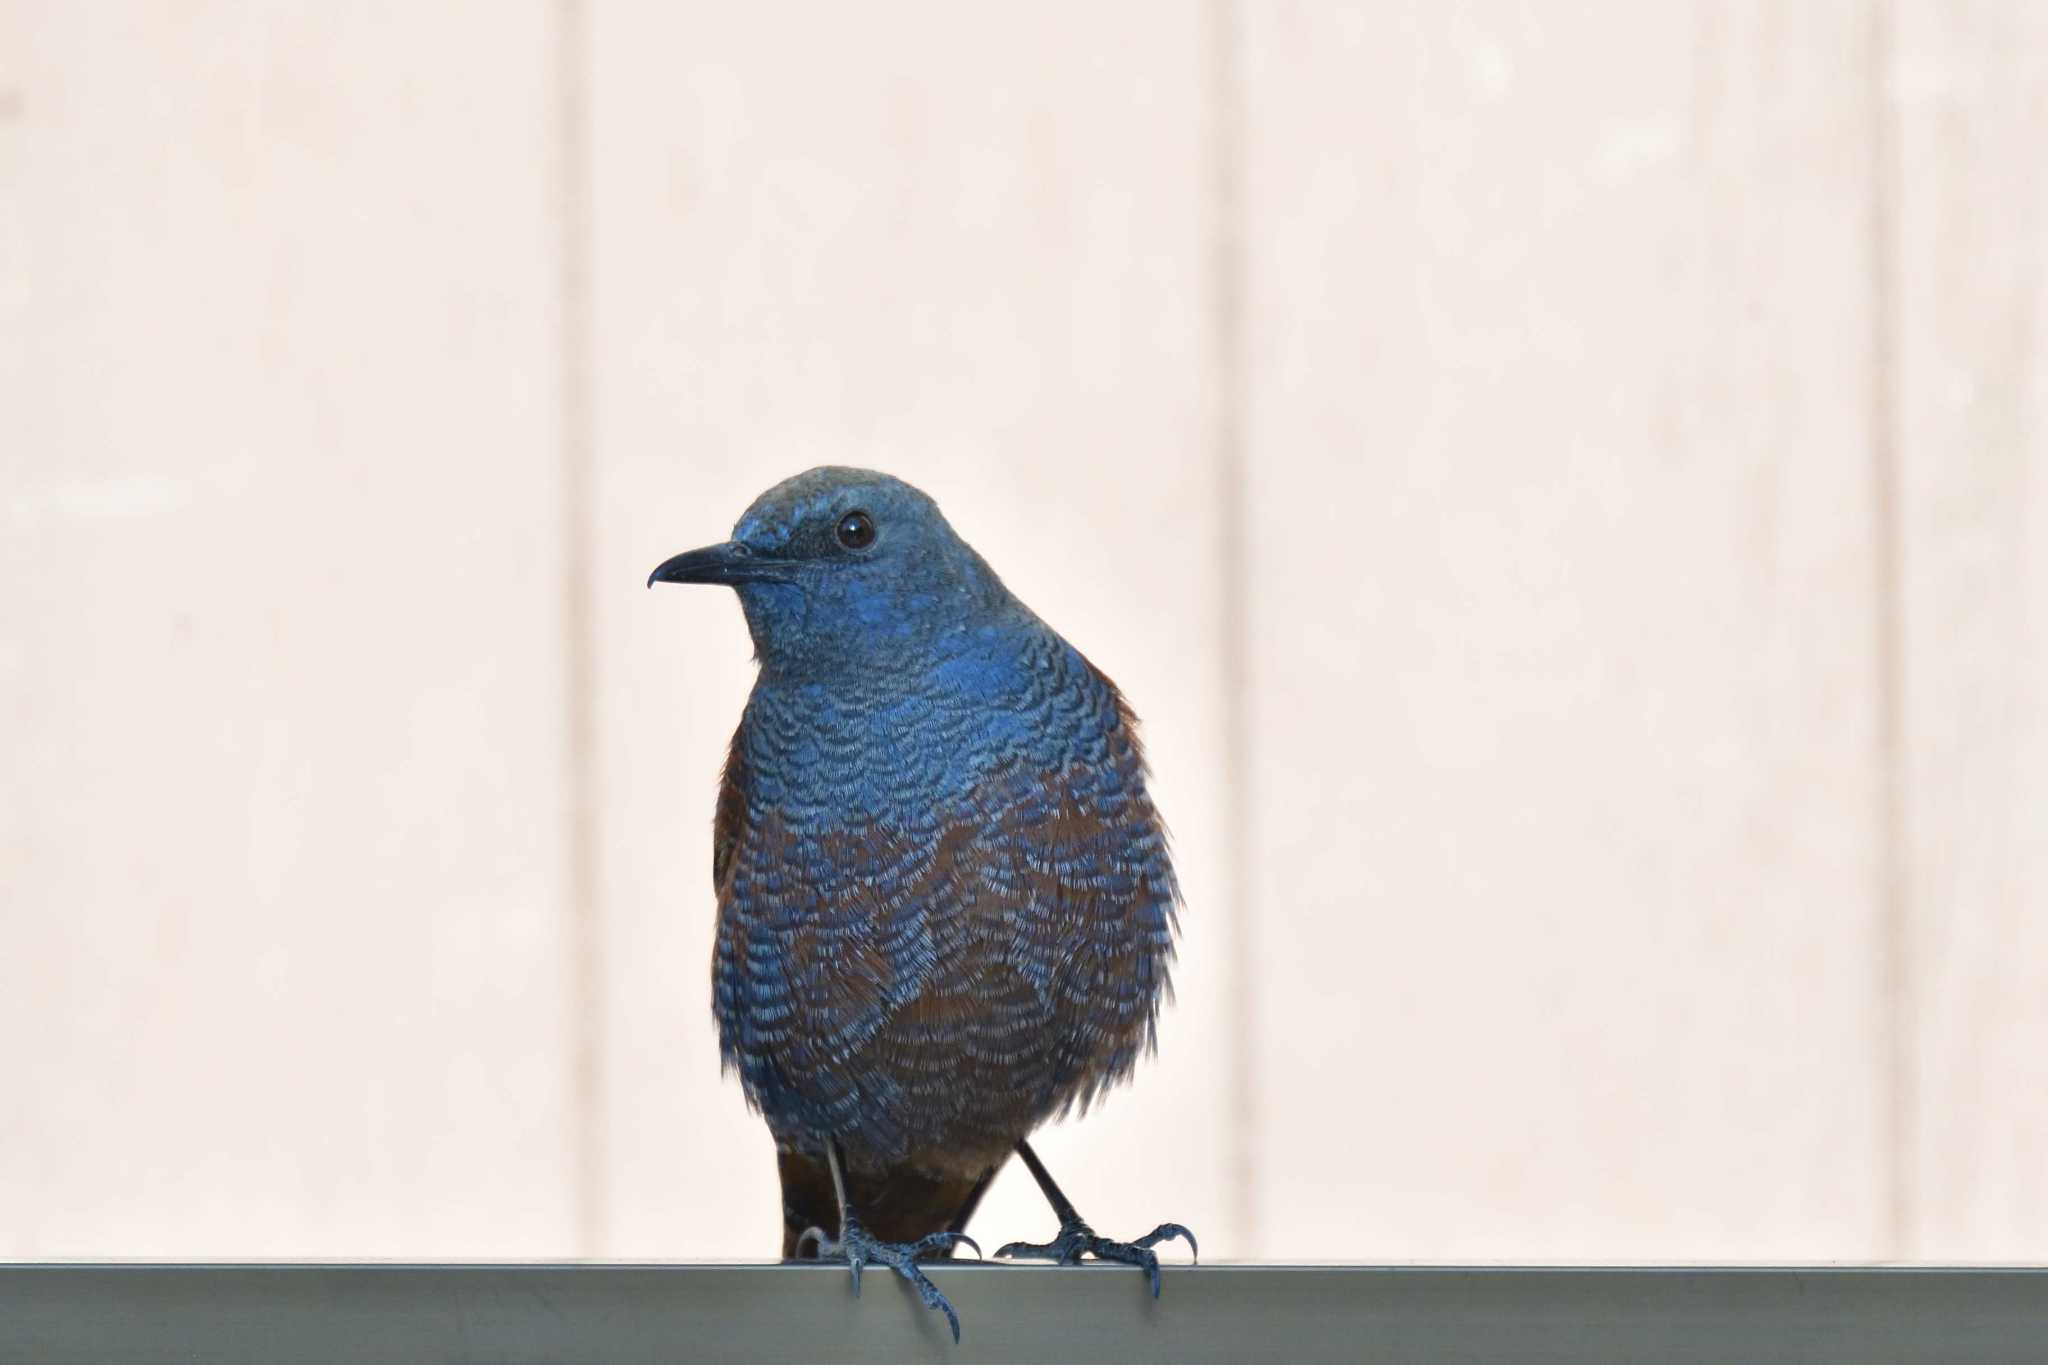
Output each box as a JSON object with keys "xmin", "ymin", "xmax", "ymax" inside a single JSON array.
[
  {"xmin": 993, "ymin": 1139, "xmax": 1197, "ymax": 1298},
  {"xmin": 792, "ymin": 1136, "xmax": 982, "ymax": 1343}
]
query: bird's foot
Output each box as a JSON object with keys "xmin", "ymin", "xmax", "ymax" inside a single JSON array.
[
  {"xmin": 994, "ymin": 1216, "xmax": 1198, "ymax": 1298},
  {"xmin": 794, "ymin": 1218, "xmax": 981, "ymax": 1343}
]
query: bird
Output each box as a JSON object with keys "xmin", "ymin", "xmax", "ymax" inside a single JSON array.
[{"xmin": 648, "ymin": 467, "xmax": 1194, "ymax": 1341}]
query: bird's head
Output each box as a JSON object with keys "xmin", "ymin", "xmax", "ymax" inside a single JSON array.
[{"xmin": 648, "ymin": 467, "xmax": 1015, "ymax": 676}]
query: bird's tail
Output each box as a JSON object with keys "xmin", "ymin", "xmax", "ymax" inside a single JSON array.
[{"xmin": 778, "ymin": 1149, "xmax": 1002, "ymax": 1258}]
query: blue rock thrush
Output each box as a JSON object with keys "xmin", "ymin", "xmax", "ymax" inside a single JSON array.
[{"xmin": 649, "ymin": 468, "xmax": 1193, "ymax": 1341}]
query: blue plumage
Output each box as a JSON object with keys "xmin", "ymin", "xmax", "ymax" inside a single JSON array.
[{"xmin": 651, "ymin": 468, "xmax": 1192, "ymax": 1340}]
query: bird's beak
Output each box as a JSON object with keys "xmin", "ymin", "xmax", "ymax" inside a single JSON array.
[{"xmin": 646, "ymin": 541, "xmax": 794, "ymax": 588}]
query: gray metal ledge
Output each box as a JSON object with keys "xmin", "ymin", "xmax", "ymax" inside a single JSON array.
[{"xmin": 3, "ymin": 1264, "xmax": 2046, "ymax": 1363}]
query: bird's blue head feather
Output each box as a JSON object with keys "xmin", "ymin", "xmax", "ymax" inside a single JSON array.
[{"xmin": 651, "ymin": 467, "xmax": 1019, "ymax": 679}]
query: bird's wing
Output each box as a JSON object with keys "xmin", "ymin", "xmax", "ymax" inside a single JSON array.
[
  {"xmin": 1033, "ymin": 662, "xmax": 1181, "ymax": 1110},
  {"xmin": 711, "ymin": 720, "xmax": 748, "ymax": 894}
]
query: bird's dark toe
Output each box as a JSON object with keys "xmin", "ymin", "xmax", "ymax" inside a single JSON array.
[
  {"xmin": 993, "ymin": 1238, "xmax": 1052, "ymax": 1262},
  {"xmin": 1081, "ymin": 1237, "xmax": 1165, "ymax": 1298},
  {"xmin": 906, "ymin": 1263, "xmax": 964, "ymax": 1344},
  {"xmin": 993, "ymin": 1223, "xmax": 1089, "ymax": 1265},
  {"xmin": 910, "ymin": 1230, "xmax": 982, "ymax": 1261},
  {"xmin": 812, "ymin": 1221, "xmax": 967, "ymax": 1341},
  {"xmin": 1132, "ymin": 1221, "xmax": 1198, "ymax": 1260},
  {"xmin": 995, "ymin": 1215, "xmax": 1197, "ymax": 1297}
]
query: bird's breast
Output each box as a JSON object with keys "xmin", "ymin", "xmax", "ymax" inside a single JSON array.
[{"xmin": 740, "ymin": 632, "xmax": 1115, "ymax": 834}]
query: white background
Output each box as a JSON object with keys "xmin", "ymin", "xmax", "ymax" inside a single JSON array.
[{"xmin": 3, "ymin": 1, "xmax": 2043, "ymax": 1262}]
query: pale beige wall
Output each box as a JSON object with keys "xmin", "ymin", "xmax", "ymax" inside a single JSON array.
[{"xmin": 1, "ymin": 0, "xmax": 2042, "ymax": 1263}]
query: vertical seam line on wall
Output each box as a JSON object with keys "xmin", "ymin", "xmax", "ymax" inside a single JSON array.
[
  {"xmin": 1869, "ymin": 0, "xmax": 1911, "ymax": 1262},
  {"xmin": 1209, "ymin": 0, "xmax": 1257, "ymax": 1258},
  {"xmin": 556, "ymin": 0, "xmax": 606, "ymax": 1258}
]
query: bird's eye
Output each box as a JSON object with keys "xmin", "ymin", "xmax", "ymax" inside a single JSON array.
[{"xmin": 835, "ymin": 510, "xmax": 876, "ymax": 550}]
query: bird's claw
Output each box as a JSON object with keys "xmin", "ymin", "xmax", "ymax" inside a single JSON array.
[
  {"xmin": 799, "ymin": 1218, "xmax": 980, "ymax": 1342},
  {"xmin": 995, "ymin": 1217, "xmax": 1198, "ymax": 1298}
]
